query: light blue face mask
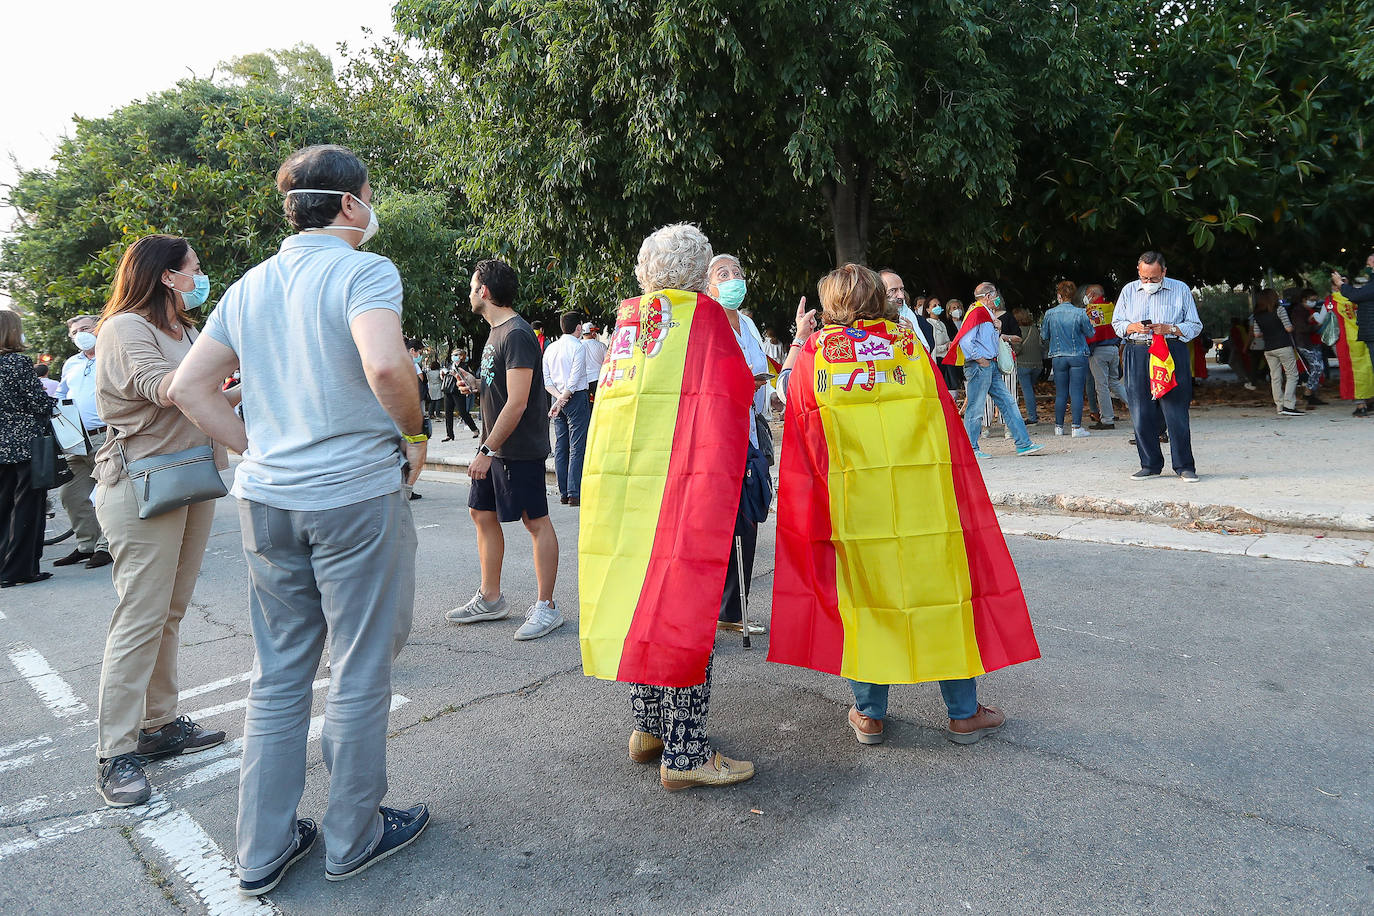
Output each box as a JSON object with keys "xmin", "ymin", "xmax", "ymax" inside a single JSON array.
[
  {"xmin": 715, "ymin": 278, "xmax": 747, "ymax": 310},
  {"xmin": 932, "ymin": 306, "xmax": 944, "ymax": 316},
  {"xmin": 170, "ymin": 269, "xmax": 211, "ymax": 308}
]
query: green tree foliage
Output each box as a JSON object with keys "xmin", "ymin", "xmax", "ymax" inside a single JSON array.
[{"xmin": 1, "ymin": 42, "xmax": 478, "ymax": 355}]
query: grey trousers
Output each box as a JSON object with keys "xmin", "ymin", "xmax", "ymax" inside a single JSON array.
[
  {"xmin": 61, "ymin": 429, "xmax": 108, "ymax": 553},
  {"xmin": 1088, "ymin": 346, "xmax": 1127, "ymax": 423},
  {"xmin": 235, "ymin": 490, "xmax": 416, "ymax": 881}
]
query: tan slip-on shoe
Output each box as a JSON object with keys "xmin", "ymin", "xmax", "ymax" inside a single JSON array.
[
  {"xmin": 848, "ymin": 706, "xmax": 885, "ymax": 745},
  {"xmin": 628, "ymin": 730, "xmax": 664, "ymax": 764},
  {"xmin": 659, "ymin": 752, "xmax": 755, "ymax": 791},
  {"xmin": 946, "ymin": 704, "xmax": 1006, "ymax": 744}
]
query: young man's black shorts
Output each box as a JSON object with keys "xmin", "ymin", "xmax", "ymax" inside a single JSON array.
[{"xmin": 467, "ymin": 457, "xmax": 549, "ymax": 522}]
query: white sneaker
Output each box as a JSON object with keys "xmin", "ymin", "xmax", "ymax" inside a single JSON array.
[
  {"xmin": 1054, "ymin": 426, "xmax": 1065, "ymax": 436},
  {"xmin": 1071, "ymin": 427, "xmax": 1090, "ymax": 437},
  {"xmin": 445, "ymin": 590, "xmax": 508, "ymax": 624},
  {"xmin": 514, "ymin": 600, "xmax": 565, "ymax": 640}
]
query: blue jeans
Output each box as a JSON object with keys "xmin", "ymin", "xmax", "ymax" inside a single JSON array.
[
  {"xmin": 963, "ymin": 361, "xmax": 1031, "ymax": 450},
  {"xmin": 1052, "ymin": 354, "xmax": 1089, "ymax": 427},
  {"xmin": 1123, "ymin": 339, "xmax": 1195, "ymax": 473},
  {"xmin": 848, "ymin": 678, "xmax": 979, "ymax": 721},
  {"xmin": 552, "ymin": 390, "xmax": 590, "ymax": 499},
  {"xmin": 1015, "ymin": 367, "xmax": 1040, "ymax": 421}
]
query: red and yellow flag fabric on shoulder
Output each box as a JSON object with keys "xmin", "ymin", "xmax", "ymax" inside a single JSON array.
[
  {"xmin": 1148, "ymin": 333, "xmax": 1178, "ymax": 399},
  {"xmin": 941, "ymin": 303, "xmax": 996, "ymax": 366},
  {"xmin": 1330, "ymin": 292, "xmax": 1374, "ymax": 400},
  {"xmin": 578, "ymin": 289, "xmax": 754, "ymax": 688},
  {"xmin": 769, "ymin": 319, "xmax": 1039, "ymax": 685}
]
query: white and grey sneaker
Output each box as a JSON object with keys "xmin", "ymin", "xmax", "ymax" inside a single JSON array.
[
  {"xmin": 445, "ymin": 590, "xmax": 509, "ymax": 624},
  {"xmin": 514, "ymin": 600, "xmax": 565, "ymax": 641}
]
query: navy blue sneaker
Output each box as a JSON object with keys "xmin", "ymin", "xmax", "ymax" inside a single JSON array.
[
  {"xmin": 324, "ymin": 804, "xmax": 430, "ymax": 882},
  {"xmin": 239, "ymin": 818, "xmax": 317, "ymax": 897}
]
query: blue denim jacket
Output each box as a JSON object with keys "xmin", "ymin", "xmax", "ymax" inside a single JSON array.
[{"xmin": 1041, "ymin": 303, "xmax": 1093, "ymax": 358}]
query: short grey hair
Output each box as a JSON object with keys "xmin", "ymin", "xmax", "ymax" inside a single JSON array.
[
  {"xmin": 974, "ymin": 281, "xmax": 997, "ymax": 298},
  {"xmin": 635, "ymin": 223, "xmax": 712, "ymax": 294},
  {"xmin": 1138, "ymin": 251, "xmax": 1166, "ymax": 269},
  {"xmin": 708, "ymin": 253, "xmax": 742, "ymax": 275},
  {"xmin": 66, "ymin": 314, "xmax": 98, "ymax": 329}
]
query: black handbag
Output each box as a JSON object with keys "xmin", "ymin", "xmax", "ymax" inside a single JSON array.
[
  {"xmin": 29, "ymin": 421, "xmax": 75, "ymax": 491},
  {"xmin": 740, "ymin": 443, "xmax": 774, "ymax": 524}
]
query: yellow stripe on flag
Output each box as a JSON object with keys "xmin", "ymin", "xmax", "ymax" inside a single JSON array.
[
  {"xmin": 577, "ymin": 293, "xmax": 695, "ymax": 679},
  {"xmin": 813, "ymin": 326, "xmax": 986, "ymax": 683}
]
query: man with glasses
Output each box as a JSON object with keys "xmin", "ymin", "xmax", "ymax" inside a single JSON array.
[
  {"xmin": 1112, "ymin": 251, "xmax": 1203, "ymax": 482},
  {"xmin": 52, "ymin": 315, "xmax": 112, "ymax": 569}
]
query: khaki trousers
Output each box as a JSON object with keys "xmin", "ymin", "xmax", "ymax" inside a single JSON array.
[
  {"xmin": 94, "ymin": 475, "xmax": 217, "ymax": 758},
  {"xmin": 60, "ymin": 429, "xmax": 108, "ymax": 553}
]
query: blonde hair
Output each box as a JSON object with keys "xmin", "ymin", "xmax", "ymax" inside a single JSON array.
[
  {"xmin": 817, "ymin": 264, "xmax": 886, "ymax": 327},
  {"xmin": 635, "ymin": 223, "xmax": 712, "ymax": 294}
]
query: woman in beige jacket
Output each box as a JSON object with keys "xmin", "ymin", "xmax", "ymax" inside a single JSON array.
[{"xmin": 91, "ymin": 234, "xmax": 236, "ymax": 807}]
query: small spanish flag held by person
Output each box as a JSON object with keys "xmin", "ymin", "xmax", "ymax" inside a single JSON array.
[
  {"xmin": 941, "ymin": 303, "xmax": 996, "ymax": 366},
  {"xmin": 1149, "ymin": 333, "xmax": 1177, "ymax": 399},
  {"xmin": 770, "ymin": 319, "xmax": 1039, "ymax": 685},
  {"xmin": 578, "ymin": 289, "xmax": 754, "ymax": 687}
]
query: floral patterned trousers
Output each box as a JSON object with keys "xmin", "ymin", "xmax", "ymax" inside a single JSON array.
[{"xmin": 630, "ymin": 655, "xmax": 714, "ymax": 771}]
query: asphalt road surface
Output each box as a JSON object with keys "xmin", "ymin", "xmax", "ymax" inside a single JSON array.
[{"xmin": 1, "ymin": 476, "xmax": 1369, "ymax": 915}]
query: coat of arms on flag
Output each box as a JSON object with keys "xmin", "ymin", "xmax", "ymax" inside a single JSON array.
[{"xmin": 1148, "ymin": 333, "xmax": 1177, "ymax": 399}]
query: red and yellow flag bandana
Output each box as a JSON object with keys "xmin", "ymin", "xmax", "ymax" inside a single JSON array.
[
  {"xmin": 769, "ymin": 320, "xmax": 1039, "ymax": 684},
  {"xmin": 1148, "ymin": 333, "xmax": 1177, "ymax": 399},
  {"xmin": 578, "ymin": 289, "xmax": 754, "ymax": 687}
]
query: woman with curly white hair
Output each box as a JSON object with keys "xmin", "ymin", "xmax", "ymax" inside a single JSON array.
[{"xmin": 580, "ymin": 222, "xmax": 756, "ymax": 790}]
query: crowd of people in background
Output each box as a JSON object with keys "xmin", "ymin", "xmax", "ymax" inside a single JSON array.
[{"xmin": 1, "ymin": 139, "xmax": 1373, "ymax": 899}]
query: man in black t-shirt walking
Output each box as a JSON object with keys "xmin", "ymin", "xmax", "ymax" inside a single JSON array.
[{"xmin": 446, "ymin": 259, "xmax": 563, "ymax": 640}]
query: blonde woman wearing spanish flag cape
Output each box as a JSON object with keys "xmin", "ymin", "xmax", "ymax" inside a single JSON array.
[
  {"xmin": 579, "ymin": 224, "xmax": 758, "ymax": 791},
  {"xmin": 769, "ymin": 265, "xmax": 1040, "ymax": 747}
]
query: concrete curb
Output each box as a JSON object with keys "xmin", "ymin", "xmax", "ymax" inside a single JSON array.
[
  {"xmin": 999, "ymin": 513, "xmax": 1374, "ymax": 568},
  {"xmin": 987, "ymin": 490, "xmax": 1374, "ymax": 535}
]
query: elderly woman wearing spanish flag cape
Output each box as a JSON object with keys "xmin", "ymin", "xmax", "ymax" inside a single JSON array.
[
  {"xmin": 578, "ymin": 224, "xmax": 758, "ymax": 790},
  {"xmin": 769, "ymin": 264, "xmax": 1040, "ymax": 746}
]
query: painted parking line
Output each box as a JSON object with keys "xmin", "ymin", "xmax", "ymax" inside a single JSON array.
[
  {"xmin": 179, "ymin": 671, "xmax": 253, "ymax": 703},
  {"xmin": 6, "ymin": 643, "xmax": 88, "ymax": 718},
  {"xmin": 186, "ymin": 678, "xmax": 329, "ymax": 721},
  {"xmin": 138, "ymin": 808, "xmax": 280, "ymax": 914},
  {"xmin": 0, "ymin": 695, "xmax": 411, "ymax": 850}
]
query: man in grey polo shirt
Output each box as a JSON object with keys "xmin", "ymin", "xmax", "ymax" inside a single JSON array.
[{"xmin": 170, "ymin": 144, "xmax": 429, "ymax": 894}]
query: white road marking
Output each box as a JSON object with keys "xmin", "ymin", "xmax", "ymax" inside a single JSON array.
[
  {"xmin": 0, "ymin": 755, "xmax": 36, "ymax": 775},
  {"xmin": 179, "ymin": 671, "xmax": 252, "ymax": 702},
  {"xmin": 0, "ymin": 695, "xmax": 410, "ymax": 853},
  {"xmin": 6, "ymin": 643, "xmax": 88, "ymax": 717},
  {"xmin": 0, "ymin": 735, "xmax": 53, "ymax": 759},
  {"xmin": 186, "ymin": 678, "xmax": 329, "ymax": 721},
  {"xmin": 137, "ymin": 808, "xmax": 280, "ymax": 914}
]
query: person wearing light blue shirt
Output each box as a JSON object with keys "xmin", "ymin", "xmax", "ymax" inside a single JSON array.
[
  {"xmin": 51, "ymin": 314, "xmax": 111, "ymax": 567},
  {"xmin": 1112, "ymin": 251, "xmax": 1203, "ymax": 482},
  {"xmin": 958, "ymin": 282, "xmax": 1043, "ymax": 458}
]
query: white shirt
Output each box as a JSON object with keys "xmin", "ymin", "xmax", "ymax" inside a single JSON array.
[
  {"xmin": 581, "ymin": 336, "xmax": 608, "ymax": 386},
  {"xmin": 542, "ymin": 333, "xmax": 588, "ymax": 397},
  {"xmin": 55, "ymin": 351, "xmax": 103, "ymax": 429}
]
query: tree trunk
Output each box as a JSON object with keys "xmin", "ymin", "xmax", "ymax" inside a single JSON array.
[{"xmin": 822, "ymin": 143, "xmax": 874, "ymax": 266}]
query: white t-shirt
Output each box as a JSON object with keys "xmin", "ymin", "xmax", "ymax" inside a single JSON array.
[
  {"xmin": 581, "ymin": 336, "xmax": 608, "ymax": 386},
  {"xmin": 542, "ymin": 333, "xmax": 588, "ymax": 396},
  {"xmin": 204, "ymin": 233, "xmax": 405, "ymax": 511}
]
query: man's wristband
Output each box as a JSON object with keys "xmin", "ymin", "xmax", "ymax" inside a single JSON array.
[{"xmin": 403, "ymin": 432, "xmax": 428, "ymax": 444}]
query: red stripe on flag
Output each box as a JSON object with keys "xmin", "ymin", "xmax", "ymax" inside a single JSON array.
[
  {"xmin": 767, "ymin": 343, "xmax": 845, "ymax": 675},
  {"xmin": 615, "ymin": 295, "xmax": 754, "ymax": 687},
  {"xmin": 930, "ymin": 358, "xmax": 1040, "ymax": 673},
  {"xmin": 942, "ymin": 305, "xmax": 995, "ymax": 365}
]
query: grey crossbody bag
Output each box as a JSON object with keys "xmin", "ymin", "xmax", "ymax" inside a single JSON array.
[{"xmin": 117, "ymin": 441, "xmax": 227, "ymax": 520}]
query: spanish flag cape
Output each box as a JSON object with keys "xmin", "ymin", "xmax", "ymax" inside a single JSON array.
[
  {"xmin": 1330, "ymin": 292, "xmax": 1374, "ymax": 400},
  {"xmin": 579, "ymin": 289, "xmax": 754, "ymax": 687},
  {"xmin": 1085, "ymin": 298, "xmax": 1117, "ymax": 346},
  {"xmin": 769, "ymin": 320, "xmax": 1039, "ymax": 684},
  {"xmin": 941, "ymin": 304, "xmax": 996, "ymax": 366}
]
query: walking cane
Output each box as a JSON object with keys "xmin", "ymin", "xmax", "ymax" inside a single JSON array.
[{"xmin": 735, "ymin": 534, "xmax": 751, "ymax": 649}]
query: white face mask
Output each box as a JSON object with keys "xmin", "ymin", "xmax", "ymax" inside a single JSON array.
[
  {"xmin": 1305, "ymin": 299, "xmax": 1318, "ymax": 307},
  {"xmin": 287, "ymin": 189, "xmax": 379, "ymax": 245},
  {"xmin": 1140, "ymin": 280, "xmax": 1163, "ymax": 295},
  {"xmin": 73, "ymin": 331, "xmax": 97, "ymax": 351}
]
